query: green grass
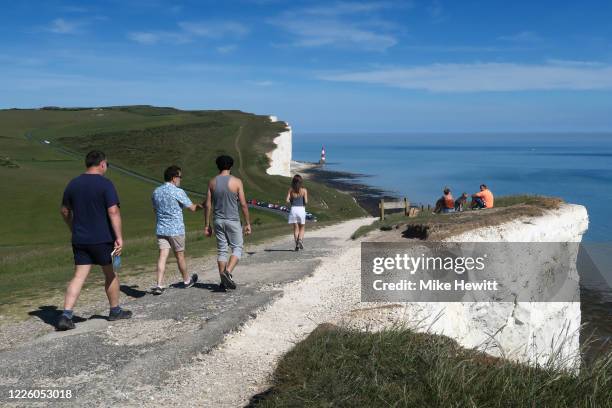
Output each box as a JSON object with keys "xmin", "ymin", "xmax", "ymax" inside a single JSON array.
[
  {"xmin": 252, "ymin": 325, "xmax": 612, "ymax": 407},
  {"xmin": 0, "ymin": 106, "xmax": 364, "ymax": 315}
]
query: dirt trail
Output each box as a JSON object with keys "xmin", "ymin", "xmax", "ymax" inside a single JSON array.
[
  {"xmin": 0, "ymin": 217, "xmax": 373, "ymax": 407},
  {"xmin": 233, "ymin": 126, "xmax": 262, "ymax": 192}
]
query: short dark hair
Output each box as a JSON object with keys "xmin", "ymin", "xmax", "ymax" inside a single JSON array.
[
  {"xmin": 85, "ymin": 150, "xmax": 106, "ymax": 168},
  {"xmin": 443, "ymin": 188, "xmax": 451, "ymax": 195},
  {"xmin": 216, "ymin": 155, "xmax": 234, "ymax": 171},
  {"xmin": 480, "ymin": 184, "xmax": 488, "ymax": 189},
  {"xmin": 164, "ymin": 165, "xmax": 182, "ymax": 182}
]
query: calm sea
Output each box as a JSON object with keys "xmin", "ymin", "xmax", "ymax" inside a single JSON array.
[{"xmin": 294, "ymin": 133, "xmax": 612, "ymax": 242}]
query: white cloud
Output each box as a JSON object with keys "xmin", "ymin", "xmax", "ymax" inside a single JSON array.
[
  {"xmin": 427, "ymin": 0, "xmax": 447, "ymax": 23},
  {"xmin": 319, "ymin": 62, "xmax": 612, "ymax": 92},
  {"xmin": 47, "ymin": 18, "xmax": 83, "ymax": 34},
  {"xmin": 273, "ymin": 2, "xmax": 399, "ymax": 51},
  {"xmin": 216, "ymin": 44, "xmax": 237, "ymax": 54},
  {"xmin": 178, "ymin": 21, "xmax": 249, "ymax": 38},
  {"xmin": 300, "ymin": 1, "xmax": 395, "ymax": 16},
  {"xmin": 127, "ymin": 31, "xmax": 189, "ymax": 45},
  {"xmin": 128, "ymin": 20, "xmax": 248, "ymax": 45},
  {"xmin": 277, "ymin": 19, "xmax": 397, "ymax": 51},
  {"xmin": 498, "ymin": 31, "xmax": 542, "ymax": 42}
]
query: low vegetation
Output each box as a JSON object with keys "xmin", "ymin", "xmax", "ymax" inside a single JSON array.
[
  {"xmin": 0, "ymin": 156, "xmax": 19, "ymax": 168},
  {"xmin": 251, "ymin": 324, "xmax": 611, "ymax": 407},
  {"xmin": 352, "ymin": 195, "xmax": 563, "ymax": 240}
]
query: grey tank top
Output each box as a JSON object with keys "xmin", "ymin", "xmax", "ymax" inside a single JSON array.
[
  {"xmin": 290, "ymin": 192, "xmax": 305, "ymax": 207},
  {"xmin": 213, "ymin": 175, "xmax": 240, "ymax": 220}
]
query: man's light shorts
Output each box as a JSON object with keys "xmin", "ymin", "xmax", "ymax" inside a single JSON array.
[
  {"xmin": 214, "ymin": 219, "xmax": 243, "ymax": 262},
  {"xmin": 157, "ymin": 235, "xmax": 186, "ymax": 252},
  {"xmin": 288, "ymin": 206, "xmax": 306, "ymax": 225}
]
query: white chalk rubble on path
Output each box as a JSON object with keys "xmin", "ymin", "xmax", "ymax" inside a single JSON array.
[{"xmin": 147, "ymin": 217, "xmax": 374, "ymax": 407}]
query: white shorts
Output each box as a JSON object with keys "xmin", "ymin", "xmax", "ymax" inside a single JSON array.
[{"xmin": 288, "ymin": 206, "xmax": 306, "ymax": 225}]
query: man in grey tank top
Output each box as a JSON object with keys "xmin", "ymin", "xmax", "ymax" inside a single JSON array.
[{"xmin": 204, "ymin": 155, "xmax": 251, "ymax": 290}]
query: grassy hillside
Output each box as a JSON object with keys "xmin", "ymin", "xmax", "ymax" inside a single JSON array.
[
  {"xmin": 26, "ymin": 106, "xmax": 363, "ymax": 221},
  {"xmin": 0, "ymin": 106, "xmax": 364, "ymax": 315}
]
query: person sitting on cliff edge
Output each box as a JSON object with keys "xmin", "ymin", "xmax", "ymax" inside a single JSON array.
[
  {"xmin": 471, "ymin": 184, "xmax": 494, "ymax": 209},
  {"xmin": 455, "ymin": 192, "xmax": 468, "ymax": 212},
  {"xmin": 434, "ymin": 188, "xmax": 455, "ymax": 214}
]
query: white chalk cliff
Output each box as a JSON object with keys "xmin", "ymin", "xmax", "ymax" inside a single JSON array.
[
  {"xmin": 266, "ymin": 116, "xmax": 292, "ymax": 178},
  {"xmin": 406, "ymin": 204, "xmax": 589, "ymax": 369}
]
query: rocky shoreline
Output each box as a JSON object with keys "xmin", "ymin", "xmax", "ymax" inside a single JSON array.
[{"xmin": 290, "ymin": 161, "xmax": 398, "ymax": 216}]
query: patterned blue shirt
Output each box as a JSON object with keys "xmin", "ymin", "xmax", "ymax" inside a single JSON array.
[{"xmin": 152, "ymin": 183, "xmax": 193, "ymax": 236}]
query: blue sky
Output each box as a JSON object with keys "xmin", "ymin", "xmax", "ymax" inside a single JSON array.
[{"xmin": 1, "ymin": 0, "xmax": 612, "ymax": 132}]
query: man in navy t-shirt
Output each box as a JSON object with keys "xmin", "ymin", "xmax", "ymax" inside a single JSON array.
[{"xmin": 58, "ymin": 150, "xmax": 132, "ymax": 330}]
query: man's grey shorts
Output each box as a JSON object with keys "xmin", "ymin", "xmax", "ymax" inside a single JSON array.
[
  {"xmin": 157, "ymin": 235, "xmax": 186, "ymax": 252},
  {"xmin": 214, "ymin": 219, "xmax": 243, "ymax": 262}
]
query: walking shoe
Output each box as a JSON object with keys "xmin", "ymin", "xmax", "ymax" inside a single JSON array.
[
  {"xmin": 218, "ymin": 281, "xmax": 227, "ymax": 291},
  {"xmin": 298, "ymin": 239, "xmax": 304, "ymax": 250},
  {"xmin": 108, "ymin": 308, "xmax": 133, "ymax": 321},
  {"xmin": 57, "ymin": 315, "xmax": 75, "ymax": 331},
  {"xmin": 151, "ymin": 286, "xmax": 165, "ymax": 295},
  {"xmin": 220, "ymin": 270, "xmax": 236, "ymax": 290},
  {"xmin": 295, "ymin": 240, "xmax": 300, "ymax": 251},
  {"xmin": 182, "ymin": 273, "xmax": 198, "ymax": 288}
]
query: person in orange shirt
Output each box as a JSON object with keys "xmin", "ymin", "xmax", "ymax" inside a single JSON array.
[{"xmin": 471, "ymin": 184, "xmax": 494, "ymax": 209}]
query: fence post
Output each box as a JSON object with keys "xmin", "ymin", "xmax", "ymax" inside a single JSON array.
[
  {"xmin": 404, "ymin": 197, "xmax": 409, "ymax": 216},
  {"xmin": 379, "ymin": 199, "xmax": 385, "ymax": 221}
]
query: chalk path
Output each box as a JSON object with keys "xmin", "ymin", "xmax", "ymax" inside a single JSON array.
[{"xmin": 0, "ymin": 218, "xmax": 372, "ymax": 407}]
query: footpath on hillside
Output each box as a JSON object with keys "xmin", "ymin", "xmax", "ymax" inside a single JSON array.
[{"xmin": 0, "ymin": 218, "xmax": 372, "ymax": 407}]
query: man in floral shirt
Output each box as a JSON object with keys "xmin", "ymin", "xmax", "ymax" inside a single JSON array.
[{"xmin": 151, "ymin": 165, "xmax": 202, "ymax": 294}]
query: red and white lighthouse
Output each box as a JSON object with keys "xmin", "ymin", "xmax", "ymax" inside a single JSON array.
[{"xmin": 319, "ymin": 146, "xmax": 326, "ymax": 165}]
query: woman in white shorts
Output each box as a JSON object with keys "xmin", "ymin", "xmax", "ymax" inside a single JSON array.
[{"xmin": 286, "ymin": 174, "xmax": 308, "ymax": 251}]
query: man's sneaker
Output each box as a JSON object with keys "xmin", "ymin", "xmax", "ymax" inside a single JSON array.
[
  {"xmin": 182, "ymin": 273, "xmax": 198, "ymax": 289},
  {"xmin": 298, "ymin": 239, "xmax": 304, "ymax": 250},
  {"xmin": 108, "ymin": 308, "xmax": 133, "ymax": 321},
  {"xmin": 220, "ymin": 271, "xmax": 236, "ymax": 290},
  {"xmin": 151, "ymin": 286, "xmax": 165, "ymax": 295},
  {"xmin": 57, "ymin": 315, "xmax": 75, "ymax": 331},
  {"xmin": 295, "ymin": 241, "xmax": 300, "ymax": 251},
  {"xmin": 218, "ymin": 281, "xmax": 227, "ymax": 292}
]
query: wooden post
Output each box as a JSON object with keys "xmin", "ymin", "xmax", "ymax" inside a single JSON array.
[
  {"xmin": 379, "ymin": 199, "xmax": 385, "ymax": 221},
  {"xmin": 403, "ymin": 198, "xmax": 409, "ymax": 216}
]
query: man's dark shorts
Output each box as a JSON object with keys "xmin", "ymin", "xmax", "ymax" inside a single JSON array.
[{"xmin": 72, "ymin": 243, "xmax": 114, "ymax": 266}]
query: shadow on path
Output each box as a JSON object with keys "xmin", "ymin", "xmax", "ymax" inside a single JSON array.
[
  {"xmin": 120, "ymin": 284, "xmax": 148, "ymax": 298},
  {"xmin": 28, "ymin": 306, "xmax": 86, "ymax": 329},
  {"xmin": 194, "ymin": 282, "xmax": 227, "ymax": 293},
  {"xmin": 264, "ymin": 248, "xmax": 296, "ymax": 252},
  {"xmin": 245, "ymin": 388, "xmax": 274, "ymax": 407}
]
